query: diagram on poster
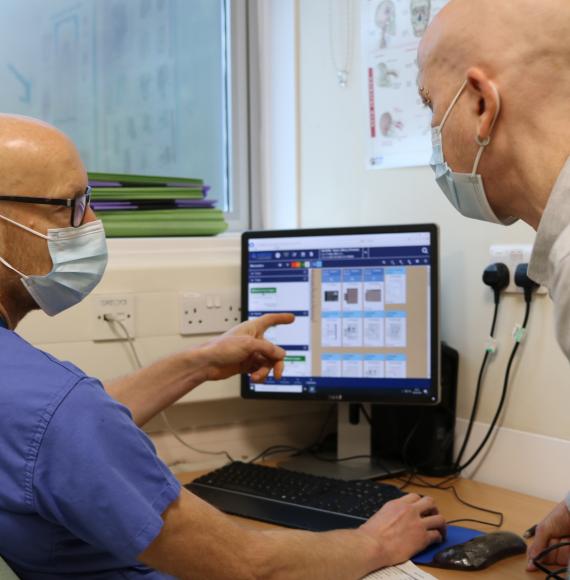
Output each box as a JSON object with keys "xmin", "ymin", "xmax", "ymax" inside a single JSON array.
[{"xmin": 363, "ymin": 0, "xmax": 449, "ymax": 169}]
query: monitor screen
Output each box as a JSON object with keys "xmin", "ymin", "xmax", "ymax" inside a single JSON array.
[{"xmin": 241, "ymin": 224, "xmax": 439, "ymax": 404}]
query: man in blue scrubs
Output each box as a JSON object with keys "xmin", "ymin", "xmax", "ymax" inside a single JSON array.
[{"xmin": 0, "ymin": 115, "xmax": 445, "ymax": 579}]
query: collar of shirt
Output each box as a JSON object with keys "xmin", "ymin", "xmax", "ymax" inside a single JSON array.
[
  {"xmin": 0, "ymin": 317, "xmax": 6, "ymax": 329},
  {"xmin": 528, "ymin": 157, "xmax": 570, "ymax": 287}
]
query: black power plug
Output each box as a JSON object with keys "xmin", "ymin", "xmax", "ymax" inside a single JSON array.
[
  {"xmin": 514, "ymin": 263, "xmax": 539, "ymax": 303},
  {"xmin": 482, "ymin": 262, "xmax": 510, "ymax": 305}
]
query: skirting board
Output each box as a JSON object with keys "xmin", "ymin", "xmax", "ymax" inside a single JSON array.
[{"xmin": 456, "ymin": 418, "xmax": 570, "ymax": 502}]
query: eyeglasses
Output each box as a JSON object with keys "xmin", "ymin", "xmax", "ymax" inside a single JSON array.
[{"xmin": 0, "ymin": 186, "xmax": 92, "ymax": 228}]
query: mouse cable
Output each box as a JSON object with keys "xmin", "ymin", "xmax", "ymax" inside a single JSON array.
[
  {"xmin": 398, "ymin": 472, "xmax": 504, "ymax": 528},
  {"xmin": 453, "ymin": 299, "xmax": 501, "ymax": 470},
  {"xmin": 248, "ymin": 404, "xmax": 396, "ymax": 476},
  {"xmin": 532, "ymin": 540, "xmax": 570, "ymax": 580},
  {"xmin": 397, "ymin": 423, "xmax": 504, "ymax": 528},
  {"xmin": 455, "ymin": 299, "xmax": 532, "ymax": 473},
  {"xmin": 104, "ymin": 315, "xmax": 235, "ymax": 464},
  {"xmin": 248, "ymin": 404, "xmax": 336, "ymax": 464},
  {"xmin": 397, "ymin": 419, "xmax": 424, "ymax": 490},
  {"xmin": 358, "ymin": 403, "xmax": 372, "ymax": 425}
]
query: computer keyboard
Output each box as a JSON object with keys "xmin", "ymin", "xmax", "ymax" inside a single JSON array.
[{"xmin": 185, "ymin": 461, "xmax": 407, "ymax": 532}]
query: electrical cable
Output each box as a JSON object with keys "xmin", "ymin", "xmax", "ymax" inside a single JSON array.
[
  {"xmin": 397, "ymin": 424, "xmax": 422, "ymax": 489},
  {"xmin": 398, "ymin": 456, "xmax": 501, "ymax": 526},
  {"xmin": 396, "ymin": 413, "xmax": 503, "ymax": 527},
  {"xmin": 453, "ymin": 300, "xmax": 500, "ymax": 470},
  {"xmin": 248, "ymin": 404, "xmax": 336, "ymax": 464},
  {"xmin": 453, "ymin": 262, "xmax": 511, "ymax": 472},
  {"xmin": 531, "ymin": 541, "xmax": 570, "ymax": 580},
  {"xmin": 248, "ymin": 404, "xmax": 399, "ymax": 476},
  {"xmin": 397, "ymin": 472, "xmax": 504, "ymax": 528},
  {"xmin": 247, "ymin": 445, "xmax": 300, "ymax": 465},
  {"xmin": 250, "ymin": 400, "xmax": 502, "ymax": 525},
  {"xmin": 455, "ymin": 299, "xmax": 531, "ymax": 473},
  {"xmin": 103, "ymin": 314, "xmax": 235, "ymax": 463},
  {"xmin": 358, "ymin": 404, "xmax": 372, "ymax": 425}
]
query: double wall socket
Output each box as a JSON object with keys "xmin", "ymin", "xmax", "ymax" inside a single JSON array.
[
  {"xmin": 489, "ymin": 244, "xmax": 546, "ymax": 294},
  {"xmin": 180, "ymin": 290, "xmax": 242, "ymax": 335},
  {"xmin": 91, "ymin": 294, "xmax": 136, "ymax": 341}
]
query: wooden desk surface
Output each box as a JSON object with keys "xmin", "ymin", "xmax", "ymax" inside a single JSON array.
[{"xmin": 178, "ymin": 469, "xmax": 555, "ymax": 579}]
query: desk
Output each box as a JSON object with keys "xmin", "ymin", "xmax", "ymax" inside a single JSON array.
[{"xmin": 178, "ymin": 470, "xmax": 556, "ymax": 579}]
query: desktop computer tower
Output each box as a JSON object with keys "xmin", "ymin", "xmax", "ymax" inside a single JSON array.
[{"xmin": 371, "ymin": 343, "xmax": 459, "ymax": 477}]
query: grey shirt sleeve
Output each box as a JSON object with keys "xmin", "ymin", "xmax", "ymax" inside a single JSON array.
[{"xmin": 548, "ymin": 225, "xmax": 570, "ymax": 362}]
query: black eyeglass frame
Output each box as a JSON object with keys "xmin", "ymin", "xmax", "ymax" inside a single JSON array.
[{"xmin": 0, "ymin": 186, "xmax": 92, "ymax": 228}]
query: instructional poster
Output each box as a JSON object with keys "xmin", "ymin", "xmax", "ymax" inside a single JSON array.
[{"xmin": 363, "ymin": 0, "xmax": 448, "ymax": 169}]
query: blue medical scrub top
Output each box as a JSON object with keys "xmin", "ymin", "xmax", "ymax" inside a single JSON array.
[{"xmin": 0, "ymin": 320, "xmax": 180, "ymax": 579}]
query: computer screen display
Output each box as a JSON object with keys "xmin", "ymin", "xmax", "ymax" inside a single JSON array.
[{"xmin": 241, "ymin": 224, "xmax": 439, "ymax": 404}]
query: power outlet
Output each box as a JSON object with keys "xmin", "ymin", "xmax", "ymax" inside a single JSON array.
[
  {"xmin": 91, "ymin": 294, "xmax": 136, "ymax": 341},
  {"xmin": 489, "ymin": 244, "xmax": 546, "ymax": 295},
  {"xmin": 180, "ymin": 290, "xmax": 241, "ymax": 335}
]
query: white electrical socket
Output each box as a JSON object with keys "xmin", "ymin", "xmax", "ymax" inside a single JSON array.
[
  {"xmin": 179, "ymin": 290, "xmax": 241, "ymax": 335},
  {"xmin": 91, "ymin": 294, "xmax": 136, "ymax": 341},
  {"xmin": 489, "ymin": 244, "xmax": 546, "ymax": 294}
]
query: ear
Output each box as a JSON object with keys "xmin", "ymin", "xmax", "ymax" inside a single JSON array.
[{"xmin": 466, "ymin": 67, "xmax": 501, "ymax": 144}]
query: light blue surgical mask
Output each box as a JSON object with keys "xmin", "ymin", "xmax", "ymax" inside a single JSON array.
[
  {"xmin": 0, "ymin": 214, "xmax": 108, "ymax": 316},
  {"xmin": 430, "ymin": 80, "xmax": 517, "ymax": 226}
]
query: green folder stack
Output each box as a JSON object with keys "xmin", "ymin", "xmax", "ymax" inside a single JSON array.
[{"xmin": 88, "ymin": 172, "xmax": 228, "ymax": 237}]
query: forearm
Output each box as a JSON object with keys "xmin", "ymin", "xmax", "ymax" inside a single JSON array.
[
  {"xmin": 104, "ymin": 314, "xmax": 293, "ymax": 426},
  {"xmin": 141, "ymin": 490, "xmax": 382, "ymax": 580},
  {"xmin": 251, "ymin": 527, "xmax": 381, "ymax": 580},
  {"xmin": 105, "ymin": 346, "xmax": 210, "ymax": 426}
]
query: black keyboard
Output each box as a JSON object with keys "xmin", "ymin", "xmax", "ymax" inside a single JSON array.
[{"xmin": 186, "ymin": 461, "xmax": 406, "ymax": 532}]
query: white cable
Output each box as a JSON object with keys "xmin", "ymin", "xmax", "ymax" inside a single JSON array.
[{"xmin": 103, "ymin": 314, "xmax": 234, "ymax": 462}]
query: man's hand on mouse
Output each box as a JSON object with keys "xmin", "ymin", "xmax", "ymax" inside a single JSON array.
[
  {"xmin": 527, "ymin": 499, "xmax": 570, "ymax": 571},
  {"xmin": 359, "ymin": 494, "xmax": 446, "ymax": 568}
]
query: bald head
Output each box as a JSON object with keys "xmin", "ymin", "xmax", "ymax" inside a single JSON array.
[
  {"xmin": 418, "ymin": 0, "xmax": 570, "ymax": 229},
  {"xmin": 0, "ymin": 115, "xmax": 88, "ymax": 328},
  {"xmin": 420, "ymin": 0, "xmax": 570, "ymax": 91},
  {"xmin": 0, "ymin": 114, "xmax": 86, "ymax": 203}
]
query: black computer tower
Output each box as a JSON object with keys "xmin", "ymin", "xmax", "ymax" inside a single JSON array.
[{"xmin": 371, "ymin": 343, "xmax": 459, "ymax": 476}]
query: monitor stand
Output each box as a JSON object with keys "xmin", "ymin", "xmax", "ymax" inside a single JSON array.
[{"xmin": 282, "ymin": 403, "xmax": 406, "ymax": 481}]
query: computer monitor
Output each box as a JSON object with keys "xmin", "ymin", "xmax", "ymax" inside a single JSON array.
[{"xmin": 241, "ymin": 224, "xmax": 439, "ymax": 479}]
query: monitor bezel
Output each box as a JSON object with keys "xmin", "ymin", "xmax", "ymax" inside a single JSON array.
[{"xmin": 241, "ymin": 223, "xmax": 440, "ymax": 405}]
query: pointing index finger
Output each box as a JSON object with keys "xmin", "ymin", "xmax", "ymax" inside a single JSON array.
[{"xmin": 256, "ymin": 313, "xmax": 295, "ymax": 332}]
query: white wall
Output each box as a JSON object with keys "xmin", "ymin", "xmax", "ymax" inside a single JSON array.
[{"xmin": 296, "ymin": 0, "xmax": 570, "ymax": 442}]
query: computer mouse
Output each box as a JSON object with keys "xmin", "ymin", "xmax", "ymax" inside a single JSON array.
[{"xmin": 432, "ymin": 531, "xmax": 527, "ymax": 571}]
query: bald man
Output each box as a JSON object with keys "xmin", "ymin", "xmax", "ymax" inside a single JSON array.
[
  {"xmin": 418, "ymin": 0, "xmax": 570, "ymax": 573},
  {"xmin": 0, "ymin": 114, "xmax": 446, "ymax": 579}
]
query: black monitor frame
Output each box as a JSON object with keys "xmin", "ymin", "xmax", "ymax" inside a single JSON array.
[{"xmin": 241, "ymin": 224, "xmax": 440, "ymax": 406}]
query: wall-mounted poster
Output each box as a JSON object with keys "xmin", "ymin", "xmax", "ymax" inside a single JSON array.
[{"xmin": 363, "ymin": 0, "xmax": 449, "ymax": 169}]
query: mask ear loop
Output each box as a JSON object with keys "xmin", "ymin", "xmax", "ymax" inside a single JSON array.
[
  {"xmin": 0, "ymin": 213, "xmax": 49, "ymax": 240},
  {"xmin": 0, "ymin": 255, "xmax": 27, "ymax": 279},
  {"xmin": 472, "ymin": 81, "xmax": 501, "ymax": 174},
  {"xmin": 0, "ymin": 213, "xmax": 48, "ymax": 279},
  {"xmin": 439, "ymin": 80, "xmax": 468, "ymax": 130}
]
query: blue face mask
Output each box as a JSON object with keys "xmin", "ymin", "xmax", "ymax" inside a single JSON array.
[
  {"xmin": 430, "ymin": 80, "xmax": 517, "ymax": 226},
  {"xmin": 0, "ymin": 214, "xmax": 108, "ymax": 316}
]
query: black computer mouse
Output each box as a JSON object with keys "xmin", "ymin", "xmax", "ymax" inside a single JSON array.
[{"xmin": 432, "ymin": 531, "xmax": 527, "ymax": 571}]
